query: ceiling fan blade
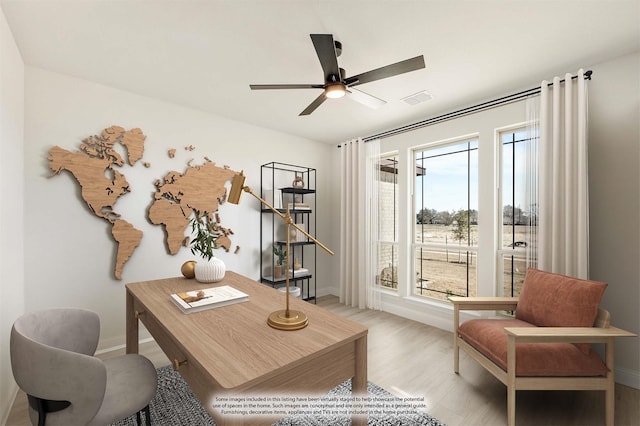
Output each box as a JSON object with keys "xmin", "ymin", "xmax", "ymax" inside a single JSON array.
[
  {"xmin": 250, "ymin": 84, "xmax": 324, "ymax": 90},
  {"xmin": 310, "ymin": 34, "xmax": 341, "ymax": 82},
  {"xmin": 345, "ymin": 55, "xmax": 425, "ymax": 87},
  {"xmin": 299, "ymin": 92, "xmax": 328, "ymax": 116},
  {"xmin": 347, "ymin": 88, "xmax": 386, "ymax": 109}
]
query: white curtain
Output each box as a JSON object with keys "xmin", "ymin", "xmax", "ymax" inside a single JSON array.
[
  {"xmin": 531, "ymin": 69, "xmax": 589, "ymax": 278},
  {"xmin": 524, "ymin": 95, "xmax": 540, "ymax": 271},
  {"xmin": 339, "ymin": 138, "xmax": 381, "ymax": 309}
]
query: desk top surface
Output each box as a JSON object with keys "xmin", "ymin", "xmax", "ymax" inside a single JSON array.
[{"xmin": 127, "ymin": 271, "xmax": 368, "ymax": 389}]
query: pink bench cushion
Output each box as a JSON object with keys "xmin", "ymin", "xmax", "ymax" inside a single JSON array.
[
  {"xmin": 458, "ymin": 318, "xmax": 608, "ymax": 377},
  {"xmin": 515, "ymin": 268, "xmax": 607, "ymax": 354}
]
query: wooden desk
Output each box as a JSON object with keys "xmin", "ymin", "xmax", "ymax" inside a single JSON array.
[{"xmin": 126, "ymin": 272, "xmax": 368, "ymax": 426}]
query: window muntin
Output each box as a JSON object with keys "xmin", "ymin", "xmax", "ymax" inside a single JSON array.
[{"xmin": 413, "ymin": 138, "xmax": 478, "ymax": 300}]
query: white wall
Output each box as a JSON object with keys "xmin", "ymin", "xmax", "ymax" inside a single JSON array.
[
  {"xmin": 338, "ymin": 51, "xmax": 640, "ymax": 388},
  {"xmin": 588, "ymin": 51, "xmax": 640, "ymax": 387},
  {"xmin": 23, "ymin": 66, "xmax": 335, "ymax": 350},
  {"xmin": 0, "ymin": 6, "xmax": 24, "ymax": 424}
]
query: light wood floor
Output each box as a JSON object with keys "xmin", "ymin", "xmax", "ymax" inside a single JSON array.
[{"xmin": 6, "ymin": 295, "xmax": 639, "ymax": 425}]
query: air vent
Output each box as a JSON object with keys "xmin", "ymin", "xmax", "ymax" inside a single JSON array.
[{"xmin": 402, "ymin": 90, "xmax": 433, "ymax": 105}]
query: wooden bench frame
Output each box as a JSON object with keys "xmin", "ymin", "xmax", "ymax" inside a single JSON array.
[{"xmin": 449, "ymin": 296, "xmax": 635, "ymax": 426}]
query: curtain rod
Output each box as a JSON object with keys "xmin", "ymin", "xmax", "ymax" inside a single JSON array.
[{"xmin": 350, "ymin": 70, "xmax": 592, "ymax": 144}]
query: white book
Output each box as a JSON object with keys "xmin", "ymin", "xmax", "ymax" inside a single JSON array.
[
  {"xmin": 170, "ymin": 285, "xmax": 249, "ymax": 314},
  {"xmin": 288, "ymin": 268, "xmax": 310, "ymax": 275},
  {"xmin": 286, "ymin": 203, "xmax": 311, "ymax": 211}
]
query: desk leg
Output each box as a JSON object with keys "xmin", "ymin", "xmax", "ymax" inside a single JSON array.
[
  {"xmin": 126, "ymin": 289, "xmax": 139, "ymax": 354},
  {"xmin": 352, "ymin": 334, "xmax": 368, "ymax": 426}
]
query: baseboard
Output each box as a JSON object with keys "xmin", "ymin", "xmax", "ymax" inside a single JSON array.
[
  {"xmin": 379, "ymin": 291, "xmax": 484, "ymax": 333},
  {"xmin": 96, "ymin": 323, "xmax": 153, "ymax": 354},
  {"xmin": 616, "ymin": 366, "xmax": 640, "ymax": 390},
  {"xmin": 317, "ymin": 284, "xmax": 339, "ymax": 298},
  {"xmin": 1, "ymin": 383, "xmax": 19, "ymax": 426},
  {"xmin": 96, "ymin": 335, "xmax": 155, "ymax": 356}
]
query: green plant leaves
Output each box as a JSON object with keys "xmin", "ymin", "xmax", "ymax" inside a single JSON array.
[{"xmin": 189, "ymin": 210, "xmax": 223, "ymax": 261}]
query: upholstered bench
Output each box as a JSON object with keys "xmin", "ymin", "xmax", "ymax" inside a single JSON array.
[{"xmin": 449, "ymin": 268, "xmax": 635, "ymax": 426}]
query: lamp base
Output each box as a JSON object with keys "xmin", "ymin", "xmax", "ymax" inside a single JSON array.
[{"xmin": 267, "ymin": 309, "xmax": 308, "ymax": 331}]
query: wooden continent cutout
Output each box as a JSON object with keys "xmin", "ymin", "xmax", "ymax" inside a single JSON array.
[
  {"xmin": 148, "ymin": 160, "xmax": 239, "ymax": 255},
  {"xmin": 48, "ymin": 126, "xmax": 239, "ymax": 278},
  {"xmin": 48, "ymin": 126, "xmax": 146, "ymax": 279}
]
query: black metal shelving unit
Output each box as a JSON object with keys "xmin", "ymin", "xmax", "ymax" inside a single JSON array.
[{"xmin": 260, "ymin": 162, "xmax": 317, "ymax": 302}]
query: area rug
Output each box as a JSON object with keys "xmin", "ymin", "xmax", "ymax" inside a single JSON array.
[{"xmin": 110, "ymin": 365, "xmax": 446, "ymax": 426}]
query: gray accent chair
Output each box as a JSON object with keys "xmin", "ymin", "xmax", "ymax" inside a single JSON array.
[{"xmin": 10, "ymin": 308, "xmax": 158, "ymax": 426}]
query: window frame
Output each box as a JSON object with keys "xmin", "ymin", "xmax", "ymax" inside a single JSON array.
[
  {"xmin": 496, "ymin": 124, "xmax": 531, "ymax": 298},
  {"xmin": 411, "ymin": 135, "xmax": 479, "ymax": 300},
  {"xmin": 376, "ymin": 152, "xmax": 400, "ymax": 291}
]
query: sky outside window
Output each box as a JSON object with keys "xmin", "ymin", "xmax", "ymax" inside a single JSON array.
[
  {"xmin": 501, "ymin": 129, "xmax": 528, "ymax": 214},
  {"xmin": 414, "ymin": 140, "xmax": 478, "ymax": 215}
]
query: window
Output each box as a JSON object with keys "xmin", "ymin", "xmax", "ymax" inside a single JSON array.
[
  {"xmin": 499, "ymin": 128, "xmax": 537, "ymax": 297},
  {"xmin": 413, "ymin": 138, "xmax": 478, "ymax": 300},
  {"xmin": 376, "ymin": 155, "xmax": 399, "ymax": 289}
]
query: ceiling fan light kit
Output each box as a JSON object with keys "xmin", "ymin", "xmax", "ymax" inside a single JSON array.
[
  {"xmin": 325, "ymin": 82, "xmax": 346, "ymax": 99},
  {"xmin": 249, "ymin": 34, "xmax": 425, "ymax": 115}
]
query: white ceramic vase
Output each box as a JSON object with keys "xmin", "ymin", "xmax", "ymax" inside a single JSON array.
[{"xmin": 194, "ymin": 256, "xmax": 226, "ymax": 283}]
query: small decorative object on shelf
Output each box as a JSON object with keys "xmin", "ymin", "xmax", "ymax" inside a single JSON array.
[
  {"xmin": 292, "ymin": 175, "xmax": 305, "ymax": 189},
  {"xmin": 293, "ymin": 258, "xmax": 302, "ymax": 270},
  {"xmin": 273, "ymin": 245, "xmax": 286, "ymax": 279},
  {"xmin": 189, "ymin": 210, "xmax": 226, "ymax": 282}
]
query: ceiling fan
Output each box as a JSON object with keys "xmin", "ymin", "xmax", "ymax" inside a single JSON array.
[{"xmin": 249, "ymin": 34, "xmax": 425, "ymax": 116}]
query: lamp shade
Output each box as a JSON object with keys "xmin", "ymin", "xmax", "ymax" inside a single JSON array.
[{"xmin": 228, "ymin": 173, "xmax": 246, "ymax": 204}]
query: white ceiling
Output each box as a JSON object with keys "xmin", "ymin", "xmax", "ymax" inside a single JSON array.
[{"xmin": 2, "ymin": 0, "xmax": 639, "ymax": 144}]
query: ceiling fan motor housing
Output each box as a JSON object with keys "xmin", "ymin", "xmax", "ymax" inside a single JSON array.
[{"xmin": 334, "ymin": 40, "xmax": 342, "ymax": 57}]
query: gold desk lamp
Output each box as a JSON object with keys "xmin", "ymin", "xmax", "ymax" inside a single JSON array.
[{"xmin": 228, "ymin": 172, "xmax": 334, "ymax": 330}]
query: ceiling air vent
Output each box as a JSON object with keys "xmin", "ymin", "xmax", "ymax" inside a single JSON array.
[{"xmin": 402, "ymin": 90, "xmax": 433, "ymax": 105}]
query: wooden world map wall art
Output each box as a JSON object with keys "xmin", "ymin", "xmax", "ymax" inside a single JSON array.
[{"xmin": 48, "ymin": 125, "xmax": 239, "ymax": 280}]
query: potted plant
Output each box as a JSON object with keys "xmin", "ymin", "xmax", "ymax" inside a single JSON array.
[
  {"xmin": 273, "ymin": 244, "xmax": 286, "ymax": 279},
  {"xmin": 189, "ymin": 210, "xmax": 226, "ymax": 282}
]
